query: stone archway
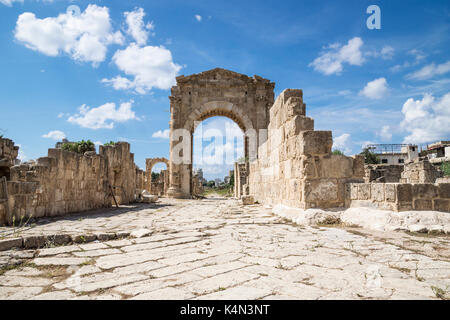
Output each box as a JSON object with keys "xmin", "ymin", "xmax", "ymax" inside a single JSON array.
[
  {"xmin": 167, "ymin": 68, "xmax": 275, "ymax": 198},
  {"xmin": 145, "ymin": 157, "xmax": 170, "ymax": 196}
]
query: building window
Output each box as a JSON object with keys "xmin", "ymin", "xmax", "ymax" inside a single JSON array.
[
  {"xmin": 411, "ymin": 147, "xmax": 415, "ymax": 152},
  {"xmin": 381, "ymin": 159, "xmax": 388, "ymax": 164},
  {"xmin": 398, "ymin": 159, "xmax": 404, "ymax": 164}
]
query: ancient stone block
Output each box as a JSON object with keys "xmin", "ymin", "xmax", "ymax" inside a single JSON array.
[
  {"xmin": 385, "ymin": 184, "xmax": 396, "ymax": 202},
  {"xmin": 371, "ymin": 183, "xmax": 385, "ymax": 202},
  {"xmin": 357, "ymin": 184, "xmax": 371, "ymax": 200},
  {"xmin": 411, "ymin": 184, "xmax": 439, "ymax": 199},
  {"xmin": 438, "ymin": 183, "xmax": 450, "ymax": 199},
  {"xmin": 396, "ymin": 184, "xmax": 412, "ymax": 202},
  {"xmin": 304, "ymin": 179, "xmax": 338, "ymax": 202},
  {"xmin": 297, "ymin": 131, "xmax": 332, "ymax": 155},
  {"xmin": 413, "ymin": 199, "xmax": 433, "ymax": 210},
  {"xmin": 242, "ymin": 195, "xmax": 255, "ymax": 205},
  {"xmin": 433, "ymin": 199, "xmax": 450, "ymax": 212}
]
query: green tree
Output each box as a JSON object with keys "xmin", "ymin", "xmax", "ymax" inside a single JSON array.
[
  {"xmin": 104, "ymin": 141, "xmax": 116, "ymax": 146},
  {"xmin": 229, "ymin": 171, "xmax": 235, "ymax": 187},
  {"xmin": 332, "ymin": 149, "xmax": 344, "ymax": 155},
  {"xmin": 207, "ymin": 180, "xmax": 215, "ymax": 188},
  {"xmin": 360, "ymin": 147, "xmax": 380, "ymax": 164},
  {"xmin": 61, "ymin": 140, "xmax": 95, "ymax": 154},
  {"xmin": 151, "ymin": 172, "xmax": 160, "ymax": 182}
]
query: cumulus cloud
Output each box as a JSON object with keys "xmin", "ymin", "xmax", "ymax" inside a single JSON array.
[
  {"xmin": 67, "ymin": 101, "xmax": 138, "ymax": 129},
  {"xmin": 152, "ymin": 129, "xmax": 170, "ymax": 139},
  {"xmin": 102, "ymin": 43, "xmax": 181, "ymax": 94},
  {"xmin": 400, "ymin": 92, "xmax": 450, "ymax": 143},
  {"xmin": 124, "ymin": 7, "xmax": 154, "ymax": 46},
  {"xmin": 359, "ymin": 77, "xmax": 388, "ymax": 99},
  {"xmin": 42, "ymin": 130, "xmax": 66, "ymax": 140},
  {"xmin": 14, "ymin": 5, "xmax": 124, "ymax": 66},
  {"xmin": 333, "ymin": 133, "xmax": 352, "ymax": 154},
  {"xmin": 195, "ymin": 15, "xmax": 202, "ymax": 22},
  {"xmin": 406, "ymin": 61, "xmax": 450, "ymax": 80},
  {"xmin": 309, "ymin": 37, "xmax": 365, "ymax": 75}
]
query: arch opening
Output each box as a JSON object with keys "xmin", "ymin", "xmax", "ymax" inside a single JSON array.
[{"xmin": 192, "ymin": 116, "xmax": 245, "ymax": 196}]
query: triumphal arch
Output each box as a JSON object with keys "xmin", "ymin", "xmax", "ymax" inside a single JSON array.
[{"xmin": 167, "ymin": 68, "xmax": 275, "ymax": 198}]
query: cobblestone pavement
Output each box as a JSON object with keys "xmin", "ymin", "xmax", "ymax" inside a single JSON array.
[{"xmin": 0, "ymin": 197, "xmax": 449, "ymax": 300}]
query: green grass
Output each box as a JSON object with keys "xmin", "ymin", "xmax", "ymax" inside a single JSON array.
[{"xmin": 202, "ymin": 186, "xmax": 233, "ymax": 197}]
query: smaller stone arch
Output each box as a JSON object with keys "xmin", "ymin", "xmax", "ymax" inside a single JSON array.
[{"xmin": 145, "ymin": 157, "xmax": 170, "ymax": 196}]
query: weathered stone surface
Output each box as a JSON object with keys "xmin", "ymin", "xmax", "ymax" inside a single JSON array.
[
  {"xmin": 130, "ymin": 228, "xmax": 152, "ymax": 238},
  {"xmin": 0, "ymin": 197, "xmax": 448, "ymax": 301},
  {"xmin": 23, "ymin": 236, "xmax": 46, "ymax": 249},
  {"xmin": 0, "ymin": 238, "xmax": 22, "ymax": 251}
]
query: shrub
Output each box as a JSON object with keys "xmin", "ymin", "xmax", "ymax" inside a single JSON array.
[
  {"xmin": 441, "ymin": 162, "xmax": 450, "ymax": 176},
  {"xmin": 332, "ymin": 149, "xmax": 344, "ymax": 155},
  {"xmin": 360, "ymin": 147, "xmax": 380, "ymax": 164},
  {"xmin": 61, "ymin": 140, "xmax": 95, "ymax": 154},
  {"xmin": 104, "ymin": 141, "xmax": 116, "ymax": 146}
]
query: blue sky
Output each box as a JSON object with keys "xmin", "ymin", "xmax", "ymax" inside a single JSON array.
[{"xmin": 0, "ymin": 0, "xmax": 449, "ymax": 180}]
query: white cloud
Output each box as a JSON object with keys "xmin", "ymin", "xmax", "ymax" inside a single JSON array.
[
  {"xmin": 102, "ymin": 43, "xmax": 181, "ymax": 94},
  {"xmin": 1, "ymin": 0, "xmax": 23, "ymax": 6},
  {"xmin": 15, "ymin": 144, "xmax": 26, "ymax": 162},
  {"xmin": 406, "ymin": 61, "xmax": 450, "ymax": 80},
  {"xmin": 380, "ymin": 46, "xmax": 394, "ymax": 60},
  {"xmin": 401, "ymin": 92, "xmax": 450, "ymax": 143},
  {"xmin": 359, "ymin": 77, "xmax": 388, "ymax": 99},
  {"xmin": 152, "ymin": 129, "xmax": 170, "ymax": 139},
  {"xmin": 124, "ymin": 7, "xmax": 154, "ymax": 46},
  {"xmin": 309, "ymin": 37, "xmax": 364, "ymax": 75},
  {"xmin": 408, "ymin": 49, "xmax": 426, "ymax": 62},
  {"xmin": 378, "ymin": 125, "xmax": 392, "ymax": 141},
  {"xmin": 42, "ymin": 130, "xmax": 66, "ymax": 140},
  {"xmin": 195, "ymin": 15, "xmax": 202, "ymax": 22},
  {"xmin": 14, "ymin": 5, "xmax": 124, "ymax": 66},
  {"xmin": 332, "ymin": 133, "xmax": 352, "ymax": 154},
  {"xmin": 67, "ymin": 101, "xmax": 138, "ymax": 129}
]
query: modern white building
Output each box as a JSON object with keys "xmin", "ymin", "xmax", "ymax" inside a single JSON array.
[{"xmin": 367, "ymin": 144, "xmax": 419, "ymax": 165}]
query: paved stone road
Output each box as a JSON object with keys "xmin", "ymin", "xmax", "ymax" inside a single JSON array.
[{"xmin": 0, "ymin": 197, "xmax": 449, "ymax": 300}]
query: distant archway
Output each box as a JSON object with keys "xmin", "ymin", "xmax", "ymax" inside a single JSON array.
[{"xmin": 145, "ymin": 157, "xmax": 170, "ymax": 196}]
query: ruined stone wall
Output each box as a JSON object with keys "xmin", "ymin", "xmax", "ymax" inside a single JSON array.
[
  {"xmin": 100, "ymin": 143, "xmax": 137, "ymax": 205},
  {"xmin": 150, "ymin": 170, "xmax": 169, "ymax": 196},
  {"xmin": 364, "ymin": 164, "xmax": 404, "ymax": 183},
  {"xmin": 234, "ymin": 162, "xmax": 248, "ymax": 198},
  {"xmin": 192, "ymin": 174, "xmax": 204, "ymax": 196},
  {"xmin": 401, "ymin": 160, "xmax": 443, "ymax": 183},
  {"xmin": 0, "ymin": 138, "xmax": 19, "ymax": 180},
  {"xmin": 248, "ymin": 89, "xmax": 365, "ymax": 209},
  {"xmin": 345, "ymin": 182, "xmax": 450, "ymax": 212},
  {"xmin": 1, "ymin": 142, "xmax": 140, "ymax": 225}
]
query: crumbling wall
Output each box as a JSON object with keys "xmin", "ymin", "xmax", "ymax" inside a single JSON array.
[
  {"xmin": 192, "ymin": 174, "xmax": 204, "ymax": 196},
  {"xmin": 150, "ymin": 170, "xmax": 169, "ymax": 196},
  {"xmin": 401, "ymin": 160, "xmax": 443, "ymax": 183},
  {"xmin": 364, "ymin": 164, "xmax": 404, "ymax": 183},
  {"xmin": 234, "ymin": 162, "xmax": 248, "ymax": 198},
  {"xmin": 345, "ymin": 182, "xmax": 449, "ymax": 212},
  {"xmin": 0, "ymin": 138, "xmax": 19, "ymax": 180},
  {"xmin": 100, "ymin": 143, "xmax": 137, "ymax": 205},
  {"xmin": 248, "ymin": 89, "xmax": 365, "ymax": 209},
  {"xmin": 1, "ymin": 142, "xmax": 140, "ymax": 225}
]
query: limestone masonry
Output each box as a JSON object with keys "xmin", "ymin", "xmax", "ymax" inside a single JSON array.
[{"xmin": 0, "ymin": 68, "xmax": 449, "ymax": 226}]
